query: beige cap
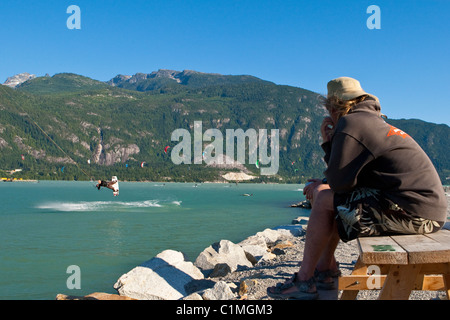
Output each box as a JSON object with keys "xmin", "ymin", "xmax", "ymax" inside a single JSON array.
[{"xmin": 327, "ymin": 77, "xmax": 378, "ymax": 101}]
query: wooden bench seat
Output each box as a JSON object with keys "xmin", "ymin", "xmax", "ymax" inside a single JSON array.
[{"xmin": 339, "ymin": 222, "xmax": 450, "ymax": 300}]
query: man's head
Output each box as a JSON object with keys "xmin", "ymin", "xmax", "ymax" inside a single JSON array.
[
  {"xmin": 325, "ymin": 77, "xmax": 378, "ymax": 121},
  {"xmin": 327, "ymin": 77, "xmax": 377, "ymax": 101}
]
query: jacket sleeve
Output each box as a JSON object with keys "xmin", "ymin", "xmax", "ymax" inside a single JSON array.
[
  {"xmin": 324, "ymin": 132, "xmax": 374, "ymax": 194},
  {"xmin": 321, "ymin": 141, "xmax": 331, "ymax": 164}
]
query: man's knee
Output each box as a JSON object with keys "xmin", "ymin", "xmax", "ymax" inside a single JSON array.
[{"xmin": 312, "ymin": 185, "xmax": 334, "ymax": 212}]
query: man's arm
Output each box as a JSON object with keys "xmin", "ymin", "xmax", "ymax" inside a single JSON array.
[{"xmin": 324, "ymin": 132, "xmax": 374, "ymax": 194}]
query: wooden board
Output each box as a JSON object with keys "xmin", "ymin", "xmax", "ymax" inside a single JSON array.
[
  {"xmin": 378, "ymin": 264, "xmax": 421, "ymax": 300},
  {"xmin": 391, "ymin": 230, "xmax": 450, "ymax": 264},
  {"xmin": 358, "ymin": 229, "xmax": 450, "ymax": 265},
  {"xmin": 338, "ymin": 274, "xmax": 445, "ymax": 291},
  {"xmin": 358, "ymin": 236, "xmax": 408, "ymax": 264}
]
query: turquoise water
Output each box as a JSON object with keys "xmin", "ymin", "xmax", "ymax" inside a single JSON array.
[{"xmin": 0, "ymin": 181, "xmax": 309, "ymax": 300}]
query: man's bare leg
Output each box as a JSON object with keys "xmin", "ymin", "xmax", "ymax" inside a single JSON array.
[
  {"xmin": 297, "ymin": 184, "xmax": 337, "ymax": 282},
  {"xmin": 271, "ymin": 184, "xmax": 338, "ymax": 294}
]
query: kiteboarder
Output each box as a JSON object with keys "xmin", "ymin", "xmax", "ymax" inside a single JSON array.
[
  {"xmin": 96, "ymin": 180, "xmax": 114, "ymax": 190},
  {"xmin": 96, "ymin": 176, "xmax": 119, "ymax": 196}
]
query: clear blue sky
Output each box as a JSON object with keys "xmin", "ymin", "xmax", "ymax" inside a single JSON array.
[{"xmin": 1, "ymin": 0, "xmax": 449, "ymax": 125}]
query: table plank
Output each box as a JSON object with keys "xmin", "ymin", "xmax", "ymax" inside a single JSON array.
[
  {"xmin": 391, "ymin": 231, "xmax": 450, "ymax": 264},
  {"xmin": 425, "ymin": 230, "xmax": 450, "ymax": 248},
  {"xmin": 338, "ymin": 274, "xmax": 444, "ymax": 291},
  {"xmin": 358, "ymin": 236, "xmax": 408, "ymax": 265}
]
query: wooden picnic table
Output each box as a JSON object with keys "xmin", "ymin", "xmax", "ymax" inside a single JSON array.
[{"xmin": 339, "ymin": 223, "xmax": 450, "ymax": 300}]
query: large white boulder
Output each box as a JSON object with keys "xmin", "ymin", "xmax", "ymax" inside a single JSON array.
[
  {"xmin": 114, "ymin": 250, "xmax": 204, "ymax": 300},
  {"xmin": 194, "ymin": 240, "xmax": 253, "ymax": 277},
  {"xmin": 238, "ymin": 235, "xmax": 274, "ymax": 264}
]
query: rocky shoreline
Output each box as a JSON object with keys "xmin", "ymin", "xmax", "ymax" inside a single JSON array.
[{"xmin": 57, "ymin": 191, "xmax": 450, "ymax": 301}]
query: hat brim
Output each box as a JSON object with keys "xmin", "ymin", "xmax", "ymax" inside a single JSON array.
[{"xmin": 329, "ymin": 90, "xmax": 378, "ymax": 102}]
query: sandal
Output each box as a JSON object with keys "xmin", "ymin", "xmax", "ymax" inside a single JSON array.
[
  {"xmin": 297, "ymin": 261, "xmax": 341, "ymax": 277},
  {"xmin": 276, "ymin": 269, "xmax": 337, "ymax": 291},
  {"xmin": 314, "ymin": 269, "xmax": 336, "ymax": 290},
  {"xmin": 267, "ymin": 276, "xmax": 318, "ymax": 300},
  {"xmin": 329, "ymin": 262, "xmax": 342, "ymax": 278},
  {"xmin": 314, "ymin": 262, "xmax": 341, "ymax": 290}
]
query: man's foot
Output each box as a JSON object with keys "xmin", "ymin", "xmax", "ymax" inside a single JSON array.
[
  {"xmin": 267, "ymin": 276, "xmax": 318, "ymax": 300},
  {"xmin": 314, "ymin": 269, "xmax": 336, "ymax": 290}
]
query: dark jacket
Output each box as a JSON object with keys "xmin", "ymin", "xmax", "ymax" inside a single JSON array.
[{"xmin": 322, "ymin": 98, "xmax": 447, "ymax": 222}]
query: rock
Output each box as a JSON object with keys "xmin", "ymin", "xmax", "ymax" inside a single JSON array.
[
  {"xmin": 291, "ymin": 217, "xmax": 310, "ymax": 225},
  {"xmin": 102, "ymin": 144, "xmax": 140, "ymax": 165},
  {"xmin": 258, "ymin": 252, "xmax": 277, "ymax": 263},
  {"xmin": 182, "ymin": 292, "xmax": 203, "ymax": 300},
  {"xmin": 269, "ymin": 239, "xmax": 295, "ymax": 255},
  {"xmin": 290, "ymin": 200, "xmax": 311, "ymax": 208},
  {"xmin": 210, "ymin": 263, "xmax": 232, "ymax": 278},
  {"xmin": 254, "ymin": 226, "xmax": 303, "ymax": 246},
  {"xmin": 254, "ymin": 228, "xmax": 284, "ymax": 245},
  {"xmin": 194, "ymin": 240, "xmax": 253, "ymax": 277},
  {"xmin": 56, "ymin": 292, "xmax": 136, "ymax": 300},
  {"xmin": 114, "ymin": 249, "xmax": 204, "ymax": 300},
  {"xmin": 184, "ymin": 278, "xmax": 216, "ymax": 296},
  {"xmin": 272, "ymin": 225, "xmax": 306, "ymax": 237},
  {"xmin": 238, "ymin": 235, "xmax": 273, "ymax": 264},
  {"xmin": 271, "ymin": 248, "xmax": 286, "ymax": 255},
  {"xmin": 202, "ymin": 281, "xmax": 235, "ymax": 300},
  {"xmin": 3, "ymin": 72, "xmax": 36, "ymax": 88},
  {"xmin": 238, "ymin": 279, "xmax": 258, "ymax": 296},
  {"xmin": 106, "ymin": 74, "xmax": 132, "ymax": 86},
  {"xmin": 221, "ymin": 172, "xmax": 255, "ymax": 181},
  {"xmin": 271, "ymin": 239, "xmax": 294, "ymax": 251},
  {"xmin": 0, "ymin": 137, "xmax": 9, "ymax": 149},
  {"xmin": 206, "ymin": 154, "xmax": 248, "ymax": 171},
  {"xmin": 238, "ymin": 280, "xmax": 249, "ymax": 296}
]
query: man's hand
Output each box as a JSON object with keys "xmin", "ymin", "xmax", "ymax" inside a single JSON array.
[
  {"xmin": 303, "ymin": 179, "xmax": 322, "ymax": 201},
  {"xmin": 321, "ymin": 117, "xmax": 335, "ymax": 143}
]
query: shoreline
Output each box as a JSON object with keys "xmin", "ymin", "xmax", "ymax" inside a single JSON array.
[{"xmin": 5, "ymin": 179, "xmax": 450, "ymax": 193}]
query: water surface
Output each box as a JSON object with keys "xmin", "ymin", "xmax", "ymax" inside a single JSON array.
[{"xmin": 0, "ymin": 181, "xmax": 309, "ymax": 299}]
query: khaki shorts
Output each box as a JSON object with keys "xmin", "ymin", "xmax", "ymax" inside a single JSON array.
[{"xmin": 334, "ymin": 188, "xmax": 444, "ymax": 242}]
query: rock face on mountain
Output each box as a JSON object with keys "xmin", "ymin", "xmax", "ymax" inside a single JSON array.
[
  {"xmin": 107, "ymin": 70, "xmax": 184, "ymax": 86},
  {"xmin": 105, "ymin": 69, "xmax": 264, "ymax": 90},
  {"xmin": 3, "ymin": 73, "xmax": 36, "ymax": 88},
  {"xmin": 106, "ymin": 74, "xmax": 132, "ymax": 86}
]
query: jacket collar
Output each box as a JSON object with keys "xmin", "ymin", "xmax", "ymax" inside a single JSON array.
[{"xmin": 350, "ymin": 98, "xmax": 381, "ymax": 116}]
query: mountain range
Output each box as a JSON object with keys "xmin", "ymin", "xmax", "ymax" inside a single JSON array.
[{"xmin": 0, "ymin": 70, "xmax": 448, "ymax": 183}]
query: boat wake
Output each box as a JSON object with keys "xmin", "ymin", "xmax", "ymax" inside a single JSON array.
[{"xmin": 36, "ymin": 199, "xmax": 181, "ymax": 212}]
